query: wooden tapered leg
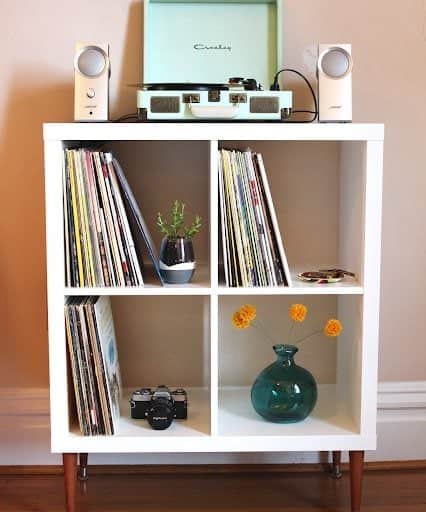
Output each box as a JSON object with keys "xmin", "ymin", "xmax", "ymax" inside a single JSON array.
[
  {"xmin": 349, "ymin": 450, "xmax": 364, "ymax": 512},
  {"xmin": 79, "ymin": 453, "xmax": 88, "ymax": 481},
  {"xmin": 63, "ymin": 453, "xmax": 77, "ymax": 512},
  {"xmin": 330, "ymin": 450, "xmax": 343, "ymax": 479}
]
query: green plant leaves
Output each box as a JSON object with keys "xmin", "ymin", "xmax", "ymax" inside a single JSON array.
[{"xmin": 157, "ymin": 200, "xmax": 202, "ymax": 239}]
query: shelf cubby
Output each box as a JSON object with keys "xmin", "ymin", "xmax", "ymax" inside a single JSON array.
[
  {"xmin": 218, "ymin": 140, "xmax": 366, "ymax": 293},
  {"xmin": 65, "ymin": 295, "xmax": 211, "ymax": 449},
  {"xmin": 62, "ymin": 139, "xmax": 211, "ymax": 290},
  {"xmin": 218, "ymin": 294, "xmax": 363, "ymax": 439}
]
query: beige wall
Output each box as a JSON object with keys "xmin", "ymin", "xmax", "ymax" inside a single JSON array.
[{"xmin": 0, "ymin": 0, "xmax": 425, "ymax": 387}]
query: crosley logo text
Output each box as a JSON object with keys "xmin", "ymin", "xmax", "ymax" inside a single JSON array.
[{"xmin": 194, "ymin": 44, "xmax": 231, "ymax": 52}]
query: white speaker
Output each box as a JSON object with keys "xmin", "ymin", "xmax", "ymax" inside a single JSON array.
[
  {"xmin": 317, "ymin": 44, "xmax": 352, "ymax": 123},
  {"xmin": 74, "ymin": 43, "xmax": 110, "ymax": 122}
]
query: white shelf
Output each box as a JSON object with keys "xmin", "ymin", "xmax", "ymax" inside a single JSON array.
[
  {"xmin": 288, "ymin": 271, "xmax": 363, "ymax": 294},
  {"xmin": 54, "ymin": 386, "xmax": 373, "ymax": 453},
  {"xmin": 72, "ymin": 388, "xmax": 209, "ymax": 437},
  {"xmin": 44, "ymin": 123, "xmax": 384, "ymax": 142},
  {"xmin": 218, "ymin": 267, "xmax": 363, "ymax": 295},
  {"xmin": 218, "ymin": 283, "xmax": 363, "ymax": 296},
  {"xmin": 64, "ymin": 264, "xmax": 211, "ymax": 296},
  {"xmin": 65, "ymin": 269, "xmax": 362, "ymax": 296},
  {"xmin": 59, "ymin": 388, "xmax": 211, "ymax": 453},
  {"xmin": 218, "ymin": 385, "xmax": 357, "ymax": 437},
  {"xmin": 44, "ymin": 123, "xmax": 383, "ymax": 456}
]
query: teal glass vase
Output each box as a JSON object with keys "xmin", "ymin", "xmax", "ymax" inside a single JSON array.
[{"xmin": 250, "ymin": 344, "xmax": 318, "ymax": 423}]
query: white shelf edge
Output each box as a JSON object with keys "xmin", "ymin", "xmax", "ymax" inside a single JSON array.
[
  {"xmin": 64, "ymin": 286, "xmax": 212, "ymax": 296},
  {"xmin": 50, "ymin": 384, "xmax": 377, "ymax": 454},
  {"xmin": 217, "ymin": 285, "xmax": 364, "ymax": 296},
  {"xmin": 64, "ymin": 285, "xmax": 363, "ymax": 297},
  {"xmin": 43, "ymin": 123, "xmax": 385, "ymax": 143},
  {"xmin": 218, "ymin": 385, "xmax": 361, "ymax": 439},
  {"xmin": 52, "ymin": 433, "xmax": 375, "ymax": 454}
]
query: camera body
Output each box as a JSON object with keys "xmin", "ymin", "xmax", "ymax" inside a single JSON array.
[{"xmin": 130, "ymin": 385, "xmax": 188, "ymax": 430}]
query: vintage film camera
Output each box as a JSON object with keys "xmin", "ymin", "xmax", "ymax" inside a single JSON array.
[{"xmin": 130, "ymin": 385, "xmax": 188, "ymax": 430}]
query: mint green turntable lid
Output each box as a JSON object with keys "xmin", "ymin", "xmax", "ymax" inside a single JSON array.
[{"xmin": 143, "ymin": 0, "xmax": 281, "ymax": 87}]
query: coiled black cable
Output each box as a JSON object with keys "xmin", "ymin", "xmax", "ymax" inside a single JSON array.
[{"xmin": 271, "ymin": 68, "xmax": 318, "ymax": 123}]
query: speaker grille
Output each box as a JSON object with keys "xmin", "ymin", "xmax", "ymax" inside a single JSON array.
[
  {"xmin": 320, "ymin": 48, "xmax": 352, "ymax": 79},
  {"xmin": 76, "ymin": 48, "xmax": 106, "ymax": 77},
  {"xmin": 150, "ymin": 96, "xmax": 180, "ymax": 113},
  {"xmin": 250, "ymin": 97, "xmax": 279, "ymax": 114}
]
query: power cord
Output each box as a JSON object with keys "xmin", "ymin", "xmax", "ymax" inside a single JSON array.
[
  {"xmin": 113, "ymin": 113, "xmax": 139, "ymax": 123},
  {"xmin": 271, "ymin": 68, "xmax": 318, "ymax": 123}
]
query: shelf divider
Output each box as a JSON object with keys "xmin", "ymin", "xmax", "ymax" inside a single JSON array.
[
  {"xmin": 210, "ymin": 140, "xmax": 219, "ymax": 291},
  {"xmin": 210, "ymin": 293, "xmax": 219, "ymax": 436},
  {"xmin": 210, "ymin": 140, "xmax": 219, "ymax": 435},
  {"xmin": 44, "ymin": 139, "xmax": 69, "ymax": 445}
]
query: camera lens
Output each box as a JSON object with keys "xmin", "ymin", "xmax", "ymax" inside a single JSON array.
[{"xmin": 147, "ymin": 398, "xmax": 174, "ymax": 430}]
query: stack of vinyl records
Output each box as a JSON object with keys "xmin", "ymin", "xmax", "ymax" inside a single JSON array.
[
  {"xmin": 65, "ymin": 296, "xmax": 122, "ymax": 435},
  {"xmin": 218, "ymin": 149, "xmax": 291, "ymax": 287},
  {"xmin": 63, "ymin": 149, "xmax": 145, "ymax": 287}
]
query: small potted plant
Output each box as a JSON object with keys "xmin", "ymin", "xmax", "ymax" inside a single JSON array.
[{"xmin": 157, "ymin": 200, "xmax": 202, "ymax": 284}]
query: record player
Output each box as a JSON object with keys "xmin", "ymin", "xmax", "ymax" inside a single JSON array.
[{"xmin": 137, "ymin": 0, "xmax": 292, "ymax": 121}]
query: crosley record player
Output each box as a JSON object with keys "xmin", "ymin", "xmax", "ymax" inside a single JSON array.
[{"xmin": 136, "ymin": 0, "xmax": 292, "ymax": 121}]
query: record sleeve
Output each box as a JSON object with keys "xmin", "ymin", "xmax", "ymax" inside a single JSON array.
[
  {"xmin": 93, "ymin": 296, "xmax": 122, "ymax": 433},
  {"xmin": 112, "ymin": 157, "xmax": 164, "ymax": 285}
]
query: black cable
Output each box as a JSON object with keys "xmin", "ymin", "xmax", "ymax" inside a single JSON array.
[
  {"xmin": 113, "ymin": 113, "xmax": 139, "ymax": 123},
  {"xmin": 271, "ymin": 68, "xmax": 318, "ymax": 123}
]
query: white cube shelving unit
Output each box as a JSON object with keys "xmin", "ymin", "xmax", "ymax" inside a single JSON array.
[{"xmin": 44, "ymin": 122, "xmax": 383, "ymax": 511}]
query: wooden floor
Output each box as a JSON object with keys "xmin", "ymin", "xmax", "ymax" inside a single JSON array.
[{"xmin": 1, "ymin": 468, "xmax": 425, "ymax": 511}]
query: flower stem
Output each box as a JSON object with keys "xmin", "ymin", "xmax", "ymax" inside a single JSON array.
[
  {"xmin": 251, "ymin": 319, "xmax": 276, "ymax": 345},
  {"xmin": 293, "ymin": 330, "xmax": 322, "ymax": 346},
  {"xmin": 287, "ymin": 322, "xmax": 295, "ymax": 344}
]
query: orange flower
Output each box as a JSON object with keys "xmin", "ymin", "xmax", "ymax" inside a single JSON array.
[
  {"xmin": 289, "ymin": 303, "xmax": 307, "ymax": 323},
  {"xmin": 240, "ymin": 304, "xmax": 256, "ymax": 322},
  {"xmin": 324, "ymin": 319, "xmax": 343, "ymax": 337},
  {"xmin": 232, "ymin": 311, "xmax": 251, "ymax": 329}
]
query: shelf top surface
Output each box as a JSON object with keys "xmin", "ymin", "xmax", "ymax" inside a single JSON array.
[
  {"xmin": 43, "ymin": 122, "xmax": 384, "ymax": 142},
  {"xmin": 55, "ymin": 385, "xmax": 369, "ymax": 453},
  {"xmin": 64, "ymin": 284, "xmax": 364, "ymax": 296},
  {"xmin": 218, "ymin": 385, "xmax": 359, "ymax": 437}
]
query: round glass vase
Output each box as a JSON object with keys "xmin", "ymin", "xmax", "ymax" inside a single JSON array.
[
  {"xmin": 250, "ymin": 344, "xmax": 318, "ymax": 423},
  {"xmin": 159, "ymin": 236, "xmax": 196, "ymax": 284}
]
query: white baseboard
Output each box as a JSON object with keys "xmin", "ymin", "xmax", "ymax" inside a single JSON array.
[{"xmin": 0, "ymin": 382, "xmax": 425, "ymax": 465}]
